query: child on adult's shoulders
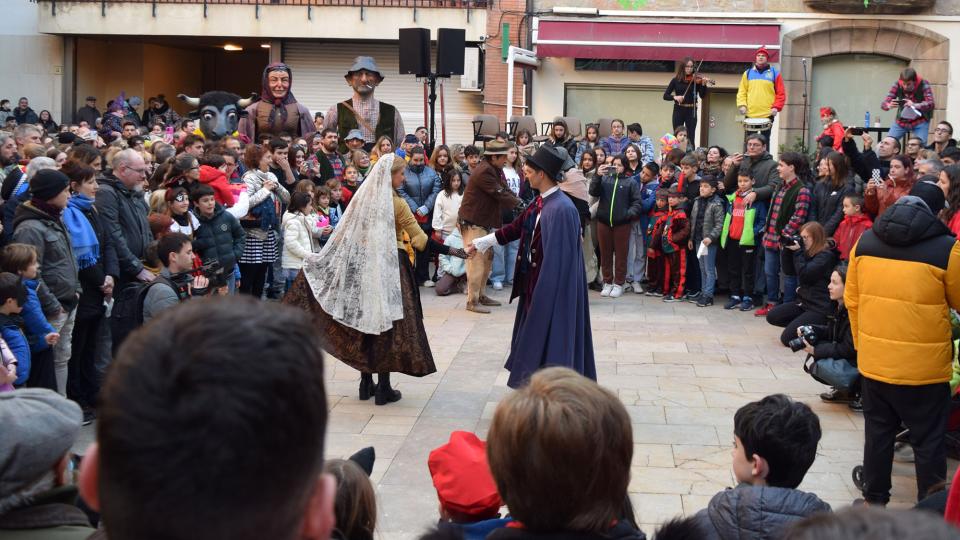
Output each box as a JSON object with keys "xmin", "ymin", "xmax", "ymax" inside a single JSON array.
[{"xmin": 692, "ymin": 394, "xmax": 831, "ymax": 539}]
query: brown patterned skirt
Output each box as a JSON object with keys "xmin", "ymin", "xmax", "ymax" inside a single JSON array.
[{"xmin": 282, "ymin": 249, "xmax": 436, "ymax": 377}]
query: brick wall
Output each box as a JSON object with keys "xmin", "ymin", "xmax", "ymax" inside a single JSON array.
[{"xmin": 481, "ymin": 0, "xmax": 528, "ymax": 125}]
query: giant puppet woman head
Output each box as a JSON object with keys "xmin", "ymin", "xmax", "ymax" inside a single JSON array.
[{"xmin": 236, "ymin": 62, "xmax": 314, "ymax": 141}]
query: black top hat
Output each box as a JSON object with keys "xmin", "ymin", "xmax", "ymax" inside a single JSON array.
[{"xmin": 525, "ymin": 145, "xmax": 565, "ymax": 181}]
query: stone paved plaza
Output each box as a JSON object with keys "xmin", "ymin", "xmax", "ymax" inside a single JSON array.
[
  {"xmin": 74, "ymin": 287, "xmax": 955, "ymax": 537},
  {"xmin": 319, "ymin": 287, "xmax": 954, "ymax": 539}
]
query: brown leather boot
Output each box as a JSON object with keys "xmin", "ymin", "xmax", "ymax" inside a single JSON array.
[
  {"xmin": 479, "ymin": 296, "xmax": 502, "ymax": 307},
  {"xmin": 466, "ymin": 303, "xmax": 491, "ymax": 314}
]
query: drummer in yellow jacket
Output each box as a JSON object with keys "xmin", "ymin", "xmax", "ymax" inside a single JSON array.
[
  {"xmin": 845, "ymin": 183, "xmax": 960, "ymax": 507},
  {"xmin": 737, "ymin": 47, "xmax": 786, "ymax": 142}
]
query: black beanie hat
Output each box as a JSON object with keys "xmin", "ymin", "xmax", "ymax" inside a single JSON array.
[
  {"xmin": 909, "ymin": 179, "xmax": 946, "ymax": 214},
  {"xmin": 57, "ymin": 132, "xmax": 77, "ymax": 145},
  {"xmin": 30, "ymin": 169, "xmax": 70, "ymax": 201}
]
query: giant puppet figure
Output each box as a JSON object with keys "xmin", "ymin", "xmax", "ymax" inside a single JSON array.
[
  {"xmin": 238, "ymin": 63, "xmax": 315, "ymax": 142},
  {"xmin": 323, "ymin": 56, "xmax": 405, "ymax": 154},
  {"xmin": 178, "ymin": 91, "xmax": 254, "ymax": 141}
]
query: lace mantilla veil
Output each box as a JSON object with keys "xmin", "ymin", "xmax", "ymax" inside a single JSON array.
[{"xmin": 302, "ymin": 153, "xmax": 403, "ymax": 334}]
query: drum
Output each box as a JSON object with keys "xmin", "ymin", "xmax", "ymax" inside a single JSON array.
[{"xmin": 743, "ymin": 117, "xmax": 773, "ymax": 132}]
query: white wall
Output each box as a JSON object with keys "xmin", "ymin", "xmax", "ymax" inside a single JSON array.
[{"xmin": 0, "ymin": 2, "xmax": 64, "ymax": 123}]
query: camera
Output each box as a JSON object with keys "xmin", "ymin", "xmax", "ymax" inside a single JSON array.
[
  {"xmin": 780, "ymin": 233, "xmax": 802, "ymax": 249},
  {"xmin": 789, "ymin": 325, "xmax": 818, "ymax": 353},
  {"xmin": 196, "ymin": 259, "xmax": 226, "ymax": 290}
]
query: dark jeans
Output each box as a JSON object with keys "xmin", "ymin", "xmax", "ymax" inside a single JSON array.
[
  {"xmin": 238, "ymin": 262, "xmax": 269, "ymax": 298},
  {"xmin": 861, "ymin": 378, "xmax": 950, "ymax": 504},
  {"xmin": 765, "ymin": 302, "xmax": 827, "ymax": 347},
  {"xmin": 26, "ymin": 347, "xmax": 56, "ymax": 391},
  {"xmin": 67, "ymin": 313, "xmax": 103, "ymax": 409},
  {"xmin": 726, "ymin": 237, "xmax": 757, "ymax": 300}
]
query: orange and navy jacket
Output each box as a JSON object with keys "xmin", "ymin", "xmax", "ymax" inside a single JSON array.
[{"xmin": 737, "ymin": 64, "xmax": 786, "ymax": 119}]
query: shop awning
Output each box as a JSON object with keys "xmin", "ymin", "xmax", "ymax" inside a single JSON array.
[{"xmin": 534, "ymin": 20, "xmax": 780, "ymax": 63}]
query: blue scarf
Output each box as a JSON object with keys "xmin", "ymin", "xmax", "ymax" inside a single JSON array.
[{"xmin": 63, "ymin": 194, "xmax": 100, "ymax": 270}]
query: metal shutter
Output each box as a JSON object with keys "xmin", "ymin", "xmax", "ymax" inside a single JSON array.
[{"xmin": 284, "ymin": 41, "xmax": 482, "ymax": 148}]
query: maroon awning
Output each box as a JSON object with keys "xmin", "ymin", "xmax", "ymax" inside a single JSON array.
[{"xmin": 535, "ymin": 20, "xmax": 781, "ymax": 63}]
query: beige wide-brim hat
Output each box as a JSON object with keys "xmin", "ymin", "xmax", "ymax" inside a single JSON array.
[{"xmin": 482, "ymin": 140, "xmax": 514, "ymax": 155}]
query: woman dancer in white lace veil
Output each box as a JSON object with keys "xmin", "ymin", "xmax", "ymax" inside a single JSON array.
[{"xmin": 284, "ymin": 153, "xmax": 467, "ymax": 405}]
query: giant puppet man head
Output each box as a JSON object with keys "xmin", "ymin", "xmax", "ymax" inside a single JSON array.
[{"xmin": 177, "ymin": 91, "xmax": 254, "ymax": 141}]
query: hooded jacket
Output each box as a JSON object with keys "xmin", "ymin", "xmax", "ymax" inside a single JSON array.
[
  {"xmin": 834, "ymin": 213, "xmax": 873, "ymax": 261},
  {"xmin": 192, "ymin": 204, "xmax": 246, "ymax": 273},
  {"xmin": 692, "ymin": 484, "xmax": 831, "ymax": 540},
  {"xmin": 198, "ymin": 165, "xmax": 236, "ymax": 207},
  {"xmin": 281, "ymin": 211, "xmax": 320, "ymax": 270},
  {"xmin": 12, "ymin": 203, "xmax": 80, "ymax": 313},
  {"xmin": 810, "ymin": 178, "xmax": 855, "ymax": 236},
  {"xmin": 845, "ymin": 197, "xmax": 960, "ymax": 386},
  {"xmin": 589, "ymin": 172, "xmax": 643, "ymax": 227}
]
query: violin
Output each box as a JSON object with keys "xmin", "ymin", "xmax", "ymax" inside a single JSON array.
[{"xmin": 686, "ymin": 74, "xmax": 716, "ymax": 87}]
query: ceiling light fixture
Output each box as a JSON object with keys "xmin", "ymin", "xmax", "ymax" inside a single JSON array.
[
  {"xmin": 223, "ymin": 44, "xmax": 243, "ymax": 51},
  {"xmin": 261, "ymin": 43, "xmax": 271, "ymax": 49}
]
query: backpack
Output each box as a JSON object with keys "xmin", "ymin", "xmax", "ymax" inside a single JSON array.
[{"xmin": 109, "ymin": 275, "xmax": 177, "ymax": 353}]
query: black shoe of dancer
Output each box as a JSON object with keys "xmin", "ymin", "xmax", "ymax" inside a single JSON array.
[
  {"xmin": 375, "ymin": 372, "xmax": 402, "ymax": 405},
  {"xmin": 359, "ymin": 373, "xmax": 377, "ymax": 401}
]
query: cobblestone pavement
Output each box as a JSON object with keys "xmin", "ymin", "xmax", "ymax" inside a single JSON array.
[{"xmin": 75, "ymin": 286, "xmax": 955, "ymax": 537}]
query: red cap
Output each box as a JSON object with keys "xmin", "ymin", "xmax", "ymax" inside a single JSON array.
[
  {"xmin": 756, "ymin": 46, "xmax": 770, "ymax": 57},
  {"xmin": 428, "ymin": 431, "xmax": 503, "ymax": 521}
]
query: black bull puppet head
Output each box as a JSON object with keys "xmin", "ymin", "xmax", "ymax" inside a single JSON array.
[{"xmin": 177, "ymin": 91, "xmax": 255, "ymax": 141}]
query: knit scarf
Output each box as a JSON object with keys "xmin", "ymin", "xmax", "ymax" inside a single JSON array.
[
  {"xmin": 30, "ymin": 198, "xmax": 63, "ymax": 220},
  {"xmin": 260, "ymin": 63, "xmax": 297, "ymax": 133},
  {"xmin": 63, "ymin": 195, "xmax": 100, "ymax": 270}
]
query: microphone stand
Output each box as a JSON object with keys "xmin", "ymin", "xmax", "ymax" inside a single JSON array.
[{"xmin": 801, "ymin": 57, "xmax": 809, "ymax": 152}]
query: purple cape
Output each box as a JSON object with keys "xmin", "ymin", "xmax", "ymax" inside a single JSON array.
[{"xmin": 504, "ymin": 191, "xmax": 596, "ymax": 388}]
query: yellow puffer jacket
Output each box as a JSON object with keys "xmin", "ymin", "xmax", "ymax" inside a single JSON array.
[{"xmin": 845, "ymin": 198, "xmax": 960, "ymax": 386}]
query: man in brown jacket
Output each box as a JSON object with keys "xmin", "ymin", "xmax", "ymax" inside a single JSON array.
[{"xmin": 458, "ymin": 141, "xmax": 522, "ymax": 313}]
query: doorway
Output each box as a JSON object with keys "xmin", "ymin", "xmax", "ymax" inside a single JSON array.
[{"xmin": 704, "ymin": 90, "xmax": 741, "ymax": 154}]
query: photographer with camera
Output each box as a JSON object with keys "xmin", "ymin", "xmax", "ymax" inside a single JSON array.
[
  {"xmin": 142, "ymin": 233, "xmax": 209, "ymax": 323},
  {"xmin": 791, "ymin": 262, "xmax": 861, "ymax": 410},
  {"xmin": 766, "ymin": 222, "xmax": 839, "ymax": 349}
]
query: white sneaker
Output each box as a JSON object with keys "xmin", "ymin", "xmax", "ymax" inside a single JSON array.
[
  {"xmin": 610, "ymin": 284, "xmax": 623, "ymax": 298},
  {"xmin": 423, "ymin": 280, "xmax": 435, "ymax": 288},
  {"xmin": 492, "ymin": 281, "xmax": 503, "ymax": 290},
  {"xmin": 600, "ymin": 283, "xmax": 613, "ymax": 297},
  {"xmin": 632, "ymin": 282, "xmax": 644, "ymax": 294}
]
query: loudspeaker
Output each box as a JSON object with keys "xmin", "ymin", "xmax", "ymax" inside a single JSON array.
[
  {"xmin": 436, "ymin": 28, "xmax": 465, "ymax": 76},
  {"xmin": 399, "ymin": 28, "xmax": 431, "ymax": 77}
]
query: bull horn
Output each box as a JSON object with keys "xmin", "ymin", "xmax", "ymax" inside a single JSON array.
[
  {"xmin": 237, "ymin": 95, "xmax": 255, "ymax": 108},
  {"xmin": 177, "ymin": 93, "xmax": 200, "ymax": 107}
]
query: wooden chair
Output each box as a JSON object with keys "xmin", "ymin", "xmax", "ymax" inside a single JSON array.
[
  {"xmin": 597, "ymin": 117, "xmax": 615, "ymax": 139},
  {"xmin": 561, "ymin": 116, "xmax": 582, "ymax": 140}
]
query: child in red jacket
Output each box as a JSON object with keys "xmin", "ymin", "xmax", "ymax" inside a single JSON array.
[
  {"xmin": 833, "ymin": 194, "xmax": 873, "ymax": 260},
  {"xmin": 652, "ymin": 186, "xmax": 690, "ymax": 301},
  {"xmin": 816, "ymin": 107, "xmax": 845, "ymax": 153},
  {"xmin": 644, "ymin": 189, "xmax": 669, "ymax": 296}
]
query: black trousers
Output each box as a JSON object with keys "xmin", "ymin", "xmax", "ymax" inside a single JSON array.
[
  {"xmin": 238, "ymin": 262, "xmax": 269, "ymax": 298},
  {"xmin": 765, "ymin": 302, "xmax": 827, "ymax": 347},
  {"xmin": 26, "ymin": 347, "xmax": 56, "ymax": 391},
  {"xmin": 861, "ymin": 377, "xmax": 950, "ymax": 504},
  {"xmin": 672, "ymin": 106, "xmax": 697, "ymax": 140},
  {"xmin": 68, "ymin": 313, "xmax": 103, "ymax": 409},
  {"xmin": 726, "ymin": 238, "xmax": 757, "ymax": 299},
  {"xmin": 414, "ymin": 223, "xmax": 432, "ymax": 284}
]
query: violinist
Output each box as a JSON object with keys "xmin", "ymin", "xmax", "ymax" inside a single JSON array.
[{"xmin": 664, "ymin": 56, "xmax": 713, "ymax": 142}]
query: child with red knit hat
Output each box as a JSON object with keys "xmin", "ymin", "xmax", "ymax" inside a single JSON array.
[{"xmin": 428, "ymin": 431, "xmax": 511, "ymax": 540}]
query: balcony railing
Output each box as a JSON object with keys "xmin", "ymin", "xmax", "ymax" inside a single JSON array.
[{"xmin": 35, "ymin": 0, "xmax": 487, "ymax": 8}]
